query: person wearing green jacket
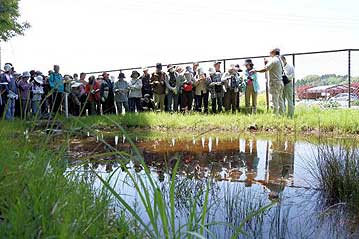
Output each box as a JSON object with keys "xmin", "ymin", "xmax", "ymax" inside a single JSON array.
[{"xmin": 243, "ymin": 59, "xmax": 259, "ymax": 114}]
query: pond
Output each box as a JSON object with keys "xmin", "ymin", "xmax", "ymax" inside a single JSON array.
[{"xmin": 65, "ymin": 131, "xmax": 359, "ymax": 239}]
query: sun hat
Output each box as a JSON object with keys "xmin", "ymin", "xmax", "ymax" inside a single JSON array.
[
  {"xmin": 34, "ymin": 76, "xmax": 44, "ymax": 85},
  {"xmin": 208, "ymin": 68, "xmax": 215, "ymax": 74},
  {"xmin": 118, "ymin": 72, "xmax": 126, "ymax": 79},
  {"xmin": 130, "ymin": 70, "xmax": 140, "ymax": 78},
  {"xmin": 244, "ymin": 59, "xmax": 254, "ymax": 66},
  {"xmin": 4, "ymin": 64, "xmax": 12, "ymax": 72},
  {"xmin": 22, "ymin": 71, "xmax": 31, "ymax": 78},
  {"xmin": 156, "ymin": 63, "xmax": 162, "ymax": 70},
  {"xmin": 167, "ymin": 64, "xmax": 175, "ymax": 71},
  {"xmin": 142, "ymin": 66, "xmax": 149, "ymax": 72},
  {"xmin": 71, "ymin": 82, "xmax": 83, "ymax": 88}
]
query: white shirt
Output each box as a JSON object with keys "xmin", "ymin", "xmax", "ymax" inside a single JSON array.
[
  {"xmin": 284, "ymin": 64, "xmax": 295, "ymax": 81},
  {"xmin": 265, "ymin": 56, "xmax": 283, "ymax": 83}
]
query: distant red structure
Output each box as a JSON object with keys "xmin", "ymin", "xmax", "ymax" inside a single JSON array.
[{"xmin": 296, "ymin": 84, "xmax": 359, "ymax": 100}]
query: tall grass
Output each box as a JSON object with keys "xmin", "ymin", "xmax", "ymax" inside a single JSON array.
[
  {"xmin": 0, "ymin": 120, "xmax": 135, "ymax": 238},
  {"xmin": 309, "ymin": 144, "xmax": 359, "ymax": 213}
]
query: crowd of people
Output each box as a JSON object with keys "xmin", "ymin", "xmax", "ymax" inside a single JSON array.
[{"xmin": 0, "ymin": 48, "xmax": 295, "ymax": 120}]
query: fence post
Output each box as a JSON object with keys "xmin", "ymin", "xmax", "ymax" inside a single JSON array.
[
  {"xmin": 65, "ymin": 93, "xmax": 69, "ymax": 118},
  {"xmin": 292, "ymin": 54, "xmax": 296, "ymax": 105},
  {"xmin": 348, "ymin": 49, "xmax": 351, "ymax": 108},
  {"xmin": 223, "ymin": 60, "xmax": 226, "ymax": 72}
]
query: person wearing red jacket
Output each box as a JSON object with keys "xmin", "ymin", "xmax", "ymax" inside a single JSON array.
[{"xmin": 85, "ymin": 76, "xmax": 101, "ymax": 115}]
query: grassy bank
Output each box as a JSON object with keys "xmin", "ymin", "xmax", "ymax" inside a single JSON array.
[
  {"xmin": 0, "ymin": 121, "xmax": 134, "ymax": 238},
  {"xmin": 67, "ymin": 106, "xmax": 359, "ymax": 136}
]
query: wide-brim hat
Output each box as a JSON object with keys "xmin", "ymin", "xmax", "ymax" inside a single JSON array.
[
  {"xmin": 234, "ymin": 64, "xmax": 243, "ymax": 72},
  {"xmin": 208, "ymin": 68, "xmax": 215, "ymax": 74},
  {"xmin": 156, "ymin": 63, "xmax": 162, "ymax": 69},
  {"xmin": 22, "ymin": 71, "xmax": 31, "ymax": 78},
  {"xmin": 34, "ymin": 76, "xmax": 44, "ymax": 85},
  {"xmin": 4, "ymin": 64, "xmax": 12, "ymax": 72},
  {"xmin": 244, "ymin": 59, "xmax": 254, "ymax": 66},
  {"xmin": 71, "ymin": 82, "xmax": 83, "ymax": 88},
  {"xmin": 130, "ymin": 70, "xmax": 140, "ymax": 78},
  {"xmin": 167, "ymin": 64, "xmax": 175, "ymax": 71},
  {"xmin": 118, "ymin": 72, "xmax": 126, "ymax": 79},
  {"xmin": 142, "ymin": 66, "xmax": 149, "ymax": 72}
]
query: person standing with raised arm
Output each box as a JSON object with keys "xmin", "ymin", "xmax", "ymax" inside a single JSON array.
[{"xmin": 251, "ymin": 48, "xmax": 284, "ymax": 116}]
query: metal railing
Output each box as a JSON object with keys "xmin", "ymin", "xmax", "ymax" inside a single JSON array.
[{"xmin": 85, "ymin": 48, "xmax": 359, "ymax": 108}]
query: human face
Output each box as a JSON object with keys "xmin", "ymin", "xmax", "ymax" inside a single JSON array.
[
  {"xmin": 245, "ymin": 64, "xmax": 252, "ymax": 70},
  {"xmin": 54, "ymin": 65, "xmax": 60, "ymax": 73},
  {"xmin": 214, "ymin": 63, "xmax": 221, "ymax": 72}
]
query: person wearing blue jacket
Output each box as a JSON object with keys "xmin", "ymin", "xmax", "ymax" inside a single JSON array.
[
  {"xmin": 243, "ymin": 59, "xmax": 259, "ymax": 114},
  {"xmin": 48, "ymin": 65, "xmax": 64, "ymax": 114},
  {"xmin": 1, "ymin": 63, "xmax": 18, "ymax": 120}
]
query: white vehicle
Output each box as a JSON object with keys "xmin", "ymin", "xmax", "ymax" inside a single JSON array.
[{"xmin": 329, "ymin": 93, "xmax": 359, "ymax": 107}]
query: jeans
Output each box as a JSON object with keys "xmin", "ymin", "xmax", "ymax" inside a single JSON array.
[
  {"xmin": 195, "ymin": 93, "xmax": 209, "ymax": 113},
  {"xmin": 181, "ymin": 91, "xmax": 193, "ymax": 111},
  {"xmin": 167, "ymin": 91, "xmax": 179, "ymax": 112},
  {"xmin": 128, "ymin": 98, "xmax": 142, "ymax": 113},
  {"xmin": 224, "ymin": 90, "xmax": 237, "ymax": 113},
  {"xmin": 245, "ymin": 84, "xmax": 258, "ymax": 114},
  {"xmin": 282, "ymin": 81, "xmax": 295, "ymax": 118},
  {"xmin": 5, "ymin": 98, "xmax": 15, "ymax": 120},
  {"xmin": 116, "ymin": 101, "xmax": 129, "ymax": 114},
  {"xmin": 211, "ymin": 96, "xmax": 223, "ymax": 113},
  {"xmin": 32, "ymin": 100, "xmax": 41, "ymax": 117},
  {"xmin": 154, "ymin": 93, "xmax": 165, "ymax": 111},
  {"xmin": 269, "ymin": 81, "xmax": 284, "ymax": 116}
]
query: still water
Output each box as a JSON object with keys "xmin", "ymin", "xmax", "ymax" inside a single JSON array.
[{"xmin": 66, "ymin": 133, "xmax": 358, "ymax": 239}]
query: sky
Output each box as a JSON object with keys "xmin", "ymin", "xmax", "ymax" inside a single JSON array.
[{"xmin": 1, "ymin": 0, "xmax": 359, "ymax": 80}]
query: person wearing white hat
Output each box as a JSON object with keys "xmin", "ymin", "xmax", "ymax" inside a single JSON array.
[
  {"xmin": 193, "ymin": 67, "xmax": 209, "ymax": 113},
  {"xmin": 128, "ymin": 71, "xmax": 143, "ymax": 113},
  {"xmin": 18, "ymin": 71, "xmax": 32, "ymax": 119},
  {"xmin": 1, "ymin": 63, "xmax": 18, "ymax": 120},
  {"xmin": 31, "ymin": 76, "xmax": 44, "ymax": 117},
  {"xmin": 251, "ymin": 48, "xmax": 284, "ymax": 116},
  {"xmin": 222, "ymin": 65, "xmax": 242, "ymax": 113}
]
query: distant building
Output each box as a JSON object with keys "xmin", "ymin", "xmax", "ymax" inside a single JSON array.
[{"xmin": 297, "ymin": 84, "xmax": 359, "ymax": 100}]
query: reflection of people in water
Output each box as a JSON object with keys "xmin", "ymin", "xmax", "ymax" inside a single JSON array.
[
  {"xmin": 242, "ymin": 139, "xmax": 259, "ymax": 187},
  {"xmin": 266, "ymin": 139, "xmax": 295, "ymax": 199}
]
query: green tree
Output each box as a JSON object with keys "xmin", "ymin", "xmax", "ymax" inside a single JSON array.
[{"xmin": 0, "ymin": 0, "xmax": 30, "ymax": 41}]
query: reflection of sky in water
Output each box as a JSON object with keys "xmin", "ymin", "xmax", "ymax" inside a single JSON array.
[{"xmin": 67, "ymin": 136, "xmax": 356, "ymax": 238}]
